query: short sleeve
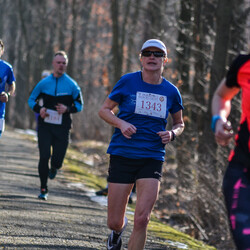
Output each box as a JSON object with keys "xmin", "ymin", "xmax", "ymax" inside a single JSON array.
[
  {"xmin": 7, "ymin": 65, "xmax": 15, "ymax": 85},
  {"xmin": 225, "ymin": 54, "xmax": 249, "ymax": 88},
  {"xmin": 169, "ymin": 87, "xmax": 184, "ymax": 114},
  {"xmin": 108, "ymin": 77, "xmax": 126, "ymax": 104}
]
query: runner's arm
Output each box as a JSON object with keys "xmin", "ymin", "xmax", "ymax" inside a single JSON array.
[
  {"xmin": 98, "ymin": 97, "xmax": 137, "ymax": 139},
  {"xmin": 157, "ymin": 110, "xmax": 184, "ymax": 144},
  {"xmin": 7, "ymin": 81, "xmax": 15, "ymax": 96},
  {"xmin": 211, "ymin": 78, "xmax": 240, "ymax": 146}
]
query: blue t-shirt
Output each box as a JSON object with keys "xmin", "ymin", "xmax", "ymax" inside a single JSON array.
[
  {"xmin": 107, "ymin": 71, "xmax": 183, "ymax": 161},
  {"xmin": 0, "ymin": 59, "xmax": 15, "ymax": 118}
]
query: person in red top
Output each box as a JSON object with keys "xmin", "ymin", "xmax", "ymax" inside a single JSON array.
[{"xmin": 211, "ymin": 53, "xmax": 250, "ymax": 249}]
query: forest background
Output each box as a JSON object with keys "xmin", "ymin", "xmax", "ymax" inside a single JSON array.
[{"xmin": 0, "ymin": 0, "xmax": 249, "ymax": 249}]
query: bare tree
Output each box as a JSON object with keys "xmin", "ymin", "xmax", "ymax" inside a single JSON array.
[
  {"xmin": 110, "ymin": 0, "xmax": 132, "ymax": 84},
  {"xmin": 14, "ymin": 0, "xmax": 32, "ymax": 128},
  {"xmin": 56, "ymin": 0, "xmax": 68, "ymax": 50},
  {"xmin": 175, "ymin": 0, "xmax": 192, "ymax": 93},
  {"xmin": 125, "ymin": 0, "xmax": 142, "ymax": 73},
  {"xmin": 67, "ymin": 0, "xmax": 78, "ymax": 77}
]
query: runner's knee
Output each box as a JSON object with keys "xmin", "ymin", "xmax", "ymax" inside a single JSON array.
[
  {"xmin": 51, "ymin": 157, "xmax": 64, "ymax": 169},
  {"xmin": 107, "ymin": 218, "xmax": 124, "ymax": 232},
  {"xmin": 133, "ymin": 213, "xmax": 150, "ymax": 230}
]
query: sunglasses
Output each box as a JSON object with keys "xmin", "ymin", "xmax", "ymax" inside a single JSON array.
[{"xmin": 141, "ymin": 50, "xmax": 165, "ymax": 58}]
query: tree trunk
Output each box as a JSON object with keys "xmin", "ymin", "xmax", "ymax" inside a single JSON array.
[
  {"xmin": 15, "ymin": 0, "xmax": 31, "ymax": 129},
  {"xmin": 110, "ymin": 0, "xmax": 121, "ymax": 84},
  {"xmin": 126, "ymin": 0, "xmax": 142, "ymax": 73},
  {"xmin": 67, "ymin": 0, "xmax": 78, "ymax": 78},
  {"xmin": 176, "ymin": 0, "xmax": 192, "ymax": 93},
  {"xmin": 209, "ymin": 0, "xmax": 234, "ymax": 110}
]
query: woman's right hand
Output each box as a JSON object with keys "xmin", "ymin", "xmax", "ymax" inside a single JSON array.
[{"xmin": 119, "ymin": 120, "xmax": 137, "ymax": 139}]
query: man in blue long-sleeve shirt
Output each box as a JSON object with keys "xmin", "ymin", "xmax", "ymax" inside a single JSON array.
[{"xmin": 28, "ymin": 51, "xmax": 83, "ymax": 200}]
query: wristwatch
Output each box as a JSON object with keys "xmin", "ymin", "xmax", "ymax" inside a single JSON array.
[{"xmin": 171, "ymin": 130, "xmax": 176, "ymax": 141}]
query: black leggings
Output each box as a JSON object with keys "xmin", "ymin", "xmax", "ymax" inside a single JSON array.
[
  {"xmin": 223, "ymin": 161, "xmax": 250, "ymax": 250},
  {"xmin": 38, "ymin": 125, "xmax": 69, "ymax": 190}
]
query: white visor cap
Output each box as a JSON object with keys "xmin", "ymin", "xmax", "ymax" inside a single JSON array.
[{"xmin": 141, "ymin": 39, "xmax": 167, "ymax": 56}]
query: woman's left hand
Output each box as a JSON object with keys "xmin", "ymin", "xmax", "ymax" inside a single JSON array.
[{"xmin": 157, "ymin": 130, "xmax": 172, "ymax": 144}]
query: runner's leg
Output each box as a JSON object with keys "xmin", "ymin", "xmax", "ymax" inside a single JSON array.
[
  {"xmin": 223, "ymin": 162, "xmax": 250, "ymax": 249},
  {"xmin": 107, "ymin": 182, "xmax": 133, "ymax": 231},
  {"xmin": 128, "ymin": 178, "xmax": 160, "ymax": 250},
  {"xmin": 51, "ymin": 127, "xmax": 69, "ymax": 170},
  {"xmin": 38, "ymin": 126, "xmax": 52, "ymax": 190}
]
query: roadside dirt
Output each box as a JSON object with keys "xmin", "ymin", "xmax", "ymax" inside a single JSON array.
[{"xmin": 0, "ymin": 129, "xmax": 172, "ymax": 250}]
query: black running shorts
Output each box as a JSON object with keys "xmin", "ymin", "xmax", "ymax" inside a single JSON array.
[{"xmin": 108, "ymin": 155, "xmax": 163, "ymax": 184}]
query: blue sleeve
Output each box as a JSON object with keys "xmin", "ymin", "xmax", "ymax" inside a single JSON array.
[
  {"xmin": 169, "ymin": 87, "xmax": 184, "ymax": 114},
  {"xmin": 28, "ymin": 81, "xmax": 42, "ymax": 111},
  {"xmin": 7, "ymin": 66, "xmax": 15, "ymax": 84},
  {"xmin": 108, "ymin": 77, "xmax": 126, "ymax": 104},
  {"xmin": 71, "ymin": 83, "xmax": 83, "ymax": 113}
]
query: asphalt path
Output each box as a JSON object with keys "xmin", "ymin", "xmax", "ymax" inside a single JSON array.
[{"xmin": 0, "ymin": 130, "xmax": 169, "ymax": 250}]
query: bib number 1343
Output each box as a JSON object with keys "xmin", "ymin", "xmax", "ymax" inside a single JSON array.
[{"xmin": 134, "ymin": 92, "xmax": 167, "ymax": 118}]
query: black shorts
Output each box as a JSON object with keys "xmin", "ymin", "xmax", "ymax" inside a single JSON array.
[{"xmin": 108, "ymin": 155, "xmax": 163, "ymax": 184}]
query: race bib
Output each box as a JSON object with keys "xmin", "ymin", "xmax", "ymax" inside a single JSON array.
[
  {"xmin": 0, "ymin": 118, "xmax": 5, "ymax": 131},
  {"xmin": 44, "ymin": 109, "xmax": 62, "ymax": 125},
  {"xmin": 134, "ymin": 92, "xmax": 167, "ymax": 118}
]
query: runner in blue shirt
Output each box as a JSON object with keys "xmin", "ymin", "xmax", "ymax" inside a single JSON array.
[
  {"xmin": 0, "ymin": 39, "xmax": 16, "ymax": 137},
  {"xmin": 99, "ymin": 39, "xmax": 184, "ymax": 250}
]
